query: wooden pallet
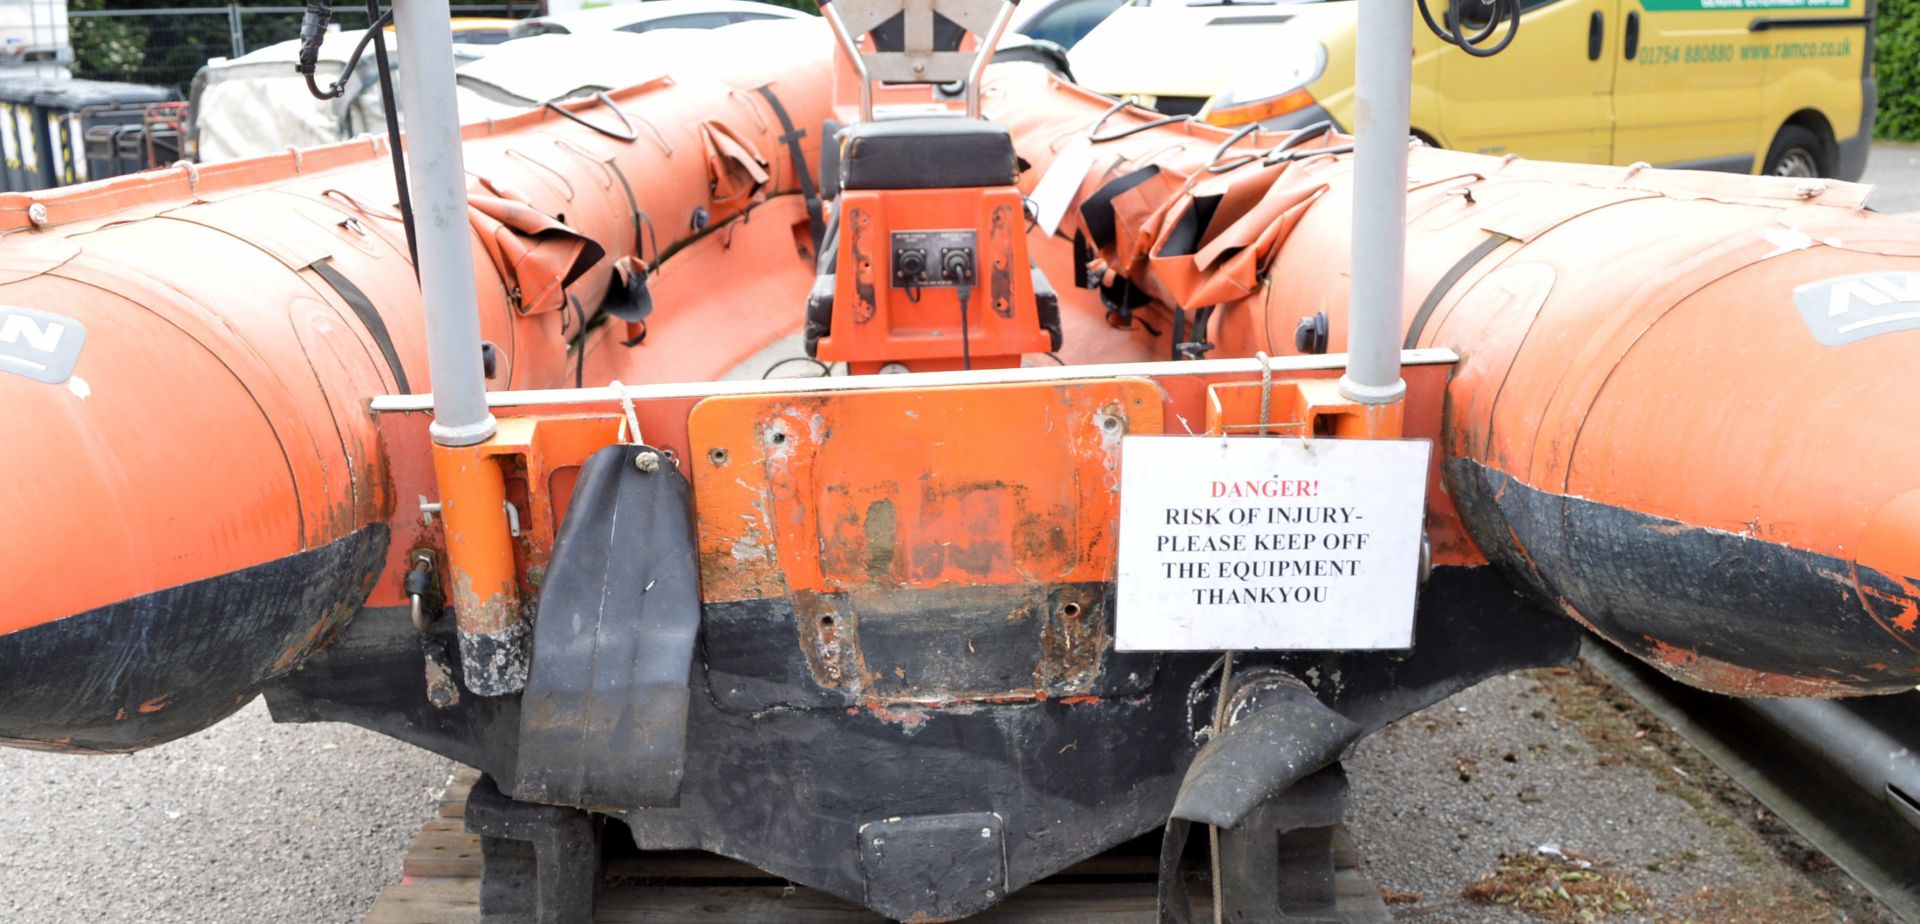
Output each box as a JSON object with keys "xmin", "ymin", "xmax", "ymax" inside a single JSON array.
[{"xmin": 367, "ymin": 769, "xmax": 1390, "ymax": 923}]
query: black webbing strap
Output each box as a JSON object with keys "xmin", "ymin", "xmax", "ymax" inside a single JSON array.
[
  {"xmin": 753, "ymin": 83, "xmax": 826, "ymax": 255},
  {"xmin": 308, "ymin": 258, "xmax": 410, "ymax": 394},
  {"xmin": 1403, "ymin": 232, "xmax": 1510, "ymax": 349},
  {"xmin": 604, "ymin": 157, "xmax": 658, "ymax": 266},
  {"xmin": 1078, "ymin": 165, "xmax": 1160, "ymax": 253}
]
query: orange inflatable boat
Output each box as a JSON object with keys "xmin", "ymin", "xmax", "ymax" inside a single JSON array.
[
  {"xmin": 982, "ymin": 63, "xmax": 1920, "ymax": 699},
  {"xmin": 0, "ymin": 7, "xmax": 1916, "ymax": 918},
  {"xmin": 0, "ymin": 21, "xmax": 839, "ymax": 750}
]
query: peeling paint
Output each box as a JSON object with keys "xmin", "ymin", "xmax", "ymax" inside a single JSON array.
[
  {"xmin": 731, "ymin": 532, "xmax": 769, "ymax": 562},
  {"xmin": 1644, "ymin": 637, "xmax": 1699, "ymax": 669},
  {"xmin": 865, "ymin": 704, "xmax": 930, "ymax": 730}
]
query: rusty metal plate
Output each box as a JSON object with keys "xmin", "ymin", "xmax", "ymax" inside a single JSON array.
[{"xmin": 689, "ymin": 378, "xmax": 1163, "ymax": 706}]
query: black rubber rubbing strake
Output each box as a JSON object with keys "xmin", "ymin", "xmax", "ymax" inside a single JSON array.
[
  {"xmin": 308, "ymin": 258, "xmax": 411, "ymax": 393},
  {"xmin": 1447, "ymin": 458, "xmax": 1920, "ymax": 691}
]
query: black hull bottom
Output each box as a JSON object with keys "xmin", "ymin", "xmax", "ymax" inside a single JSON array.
[
  {"xmin": 0, "ymin": 526, "xmax": 387, "ymax": 752},
  {"xmin": 266, "ymin": 564, "xmax": 1578, "ymax": 919},
  {"xmin": 1449, "ymin": 459, "xmax": 1920, "ymax": 697}
]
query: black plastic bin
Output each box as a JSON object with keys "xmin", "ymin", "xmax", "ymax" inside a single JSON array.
[
  {"xmin": 0, "ymin": 76, "xmax": 45, "ymax": 192},
  {"xmin": 38, "ymin": 80, "xmax": 175, "ymax": 188},
  {"xmin": 0, "ymin": 78, "xmax": 174, "ymax": 191}
]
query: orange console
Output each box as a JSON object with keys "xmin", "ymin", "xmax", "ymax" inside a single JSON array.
[{"xmin": 803, "ymin": 0, "xmax": 1062, "ymax": 373}]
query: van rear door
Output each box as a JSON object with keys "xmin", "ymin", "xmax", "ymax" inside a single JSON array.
[
  {"xmin": 1749, "ymin": 0, "xmax": 1873, "ymax": 179},
  {"xmin": 1433, "ymin": 0, "xmax": 1616, "ymax": 164},
  {"xmin": 1610, "ymin": 0, "xmax": 1772, "ymax": 171}
]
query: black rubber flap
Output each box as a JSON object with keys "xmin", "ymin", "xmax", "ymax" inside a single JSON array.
[
  {"xmin": 1170, "ymin": 679, "xmax": 1361, "ymax": 828},
  {"xmin": 600, "ymin": 258, "xmax": 653, "ymax": 324},
  {"xmin": 512, "ymin": 443, "xmax": 701, "ymax": 811}
]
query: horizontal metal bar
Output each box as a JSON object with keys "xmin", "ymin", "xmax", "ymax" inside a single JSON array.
[
  {"xmin": 370, "ymin": 349, "xmax": 1462, "ymax": 414},
  {"xmin": 71, "ymin": 4, "xmax": 518, "ymax": 17},
  {"xmin": 70, "ymin": 7, "xmax": 233, "ymax": 17},
  {"xmin": 1582, "ymin": 642, "xmax": 1920, "ymax": 922},
  {"xmin": 1748, "ymin": 15, "xmax": 1872, "ymax": 31},
  {"xmin": 1216, "ymin": 421, "xmax": 1309, "ymax": 432}
]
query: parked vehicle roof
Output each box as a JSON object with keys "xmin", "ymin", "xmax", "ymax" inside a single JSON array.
[{"xmin": 509, "ymin": 0, "xmax": 811, "ymax": 39}]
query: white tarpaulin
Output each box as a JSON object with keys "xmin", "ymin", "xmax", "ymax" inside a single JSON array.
[
  {"xmin": 191, "ymin": 29, "xmax": 500, "ymax": 162},
  {"xmin": 191, "ymin": 18, "xmax": 827, "ymax": 162}
]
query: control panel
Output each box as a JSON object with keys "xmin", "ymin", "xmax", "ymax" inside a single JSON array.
[{"xmin": 891, "ymin": 229, "xmax": 977, "ymax": 289}]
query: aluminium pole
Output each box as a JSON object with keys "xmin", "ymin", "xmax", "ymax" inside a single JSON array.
[
  {"xmin": 1340, "ymin": 0, "xmax": 1411, "ymax": 406},
  {"xmin": 391, "ymin": 0, "xmax": 495, "ymax": 447},
  {"xmin": 392, "ymin": 0, "xmax": 528, "ymax": 695}
]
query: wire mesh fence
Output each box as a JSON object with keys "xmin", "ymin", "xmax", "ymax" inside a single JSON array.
[{"xmin": 70, "ymin": 4, "xmax": 532, "ymax": 92}]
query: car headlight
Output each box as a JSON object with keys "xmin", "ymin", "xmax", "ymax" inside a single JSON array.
[{"xmin": 1201, "ymin": 40, "xmax": 1327, "ymax": 127}]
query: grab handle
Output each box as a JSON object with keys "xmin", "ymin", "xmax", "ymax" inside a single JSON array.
[{"xmin": 544, "ymin": 92, "xmax": 639, "ymax": 143}]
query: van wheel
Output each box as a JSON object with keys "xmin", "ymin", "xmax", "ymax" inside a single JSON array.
[{"xmin": 1763, "ymin": 124, "xmax": 1827, "ymax": 178}]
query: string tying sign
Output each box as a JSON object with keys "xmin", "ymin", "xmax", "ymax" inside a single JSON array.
[{"xmin": 1114, "ymin": 435, "xmax": 1431, "ymax": 652}]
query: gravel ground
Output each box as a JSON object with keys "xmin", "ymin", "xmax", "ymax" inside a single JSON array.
[
  {"xmin": 0, "ymin": 668, "xmax": 1892, "ymax": 924},
  {"xmin": 0, "ymin": 701, "xmax": 454, "ymax": 924},
  {"xmin": 1863, "ymin": 141, "xmax": 1920, "ymax": 215},
  {"xmin": 1346, "ymin": 666, "xmax": 1895, "ymax": 923}
]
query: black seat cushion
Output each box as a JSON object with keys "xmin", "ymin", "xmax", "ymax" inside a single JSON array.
[{"xmin": 840, "ymin": 117, "xmax": 1017, "ymax": 191}]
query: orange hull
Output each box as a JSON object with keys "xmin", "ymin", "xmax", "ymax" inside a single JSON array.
[
  {"xmin": 987, "ymin": 68, "xmax": 1920, "ymax": 697},
  {"xmin": 2, "ymin": 41, "xmax": 1916, "ymax": 754},
  {"xmin": 0, "ymin": 23, "xmax": 844, "ymax": 749}
]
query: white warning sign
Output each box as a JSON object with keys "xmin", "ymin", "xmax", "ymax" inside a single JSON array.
[{"xmin": 1114, "ymin": 436, "xmax": 1431, "ymax": 652}]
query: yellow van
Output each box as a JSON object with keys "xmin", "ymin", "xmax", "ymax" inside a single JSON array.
[{"xmin": 1066, "ymin": 0, "xmax": 1875, "ymax": 180}]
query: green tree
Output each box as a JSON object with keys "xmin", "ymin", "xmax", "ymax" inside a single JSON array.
[
  {"xmin": 67, "ymin": 0, "xmax": 521, "ymax": 92},
  {"xmin": 1880, "ymin": 0, "xmax": 1920, "ymax": 140}
]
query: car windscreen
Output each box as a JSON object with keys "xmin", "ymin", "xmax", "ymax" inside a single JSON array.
[
  {"xmin": 454, "ymin": 28, "xmax": 513, "ymax": 45},
  {"xmin": 617, "ymin": 12, "xmax": 737, "ymax": 32},
  {"xmin": 1018, "ymin": 0, "xmax": 1127, "ymax": 49},
  {"xmin": 508, "ymin": 20, "xmax": 569, "ymax": 39}
]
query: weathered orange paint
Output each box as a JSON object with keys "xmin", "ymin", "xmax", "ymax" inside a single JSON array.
[
  {"xmin": 432, "ymin": 443, "xmax": 520, "ymax": 638},
  {"xmin": 687, "ymin": 379, "xmax": 1164, "ymax": 603}
]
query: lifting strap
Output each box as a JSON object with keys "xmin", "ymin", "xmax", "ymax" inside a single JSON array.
[
  {"xmin": 754, "ymin": 83, "xmax": 826, "ymax": 255},
  {"xmin": 307, "ymin": 258, "xmax": 410, "ymax": 394}
]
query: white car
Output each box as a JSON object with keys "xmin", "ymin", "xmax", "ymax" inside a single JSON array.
[
  {"xmin": 1066, "ymin": 1, "xmax": 1341, "ymax": 119},
  {"xmin": 509, "ymin": 0, "xmax": 812, "ymax": 40},
  {"xmin": 1009, "ymin": 0, "xmax": 1137, "ymax": 51},
  {"xmin": 1013, "ymin": 0, "xmax": 1328, "ymax": 59}
]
